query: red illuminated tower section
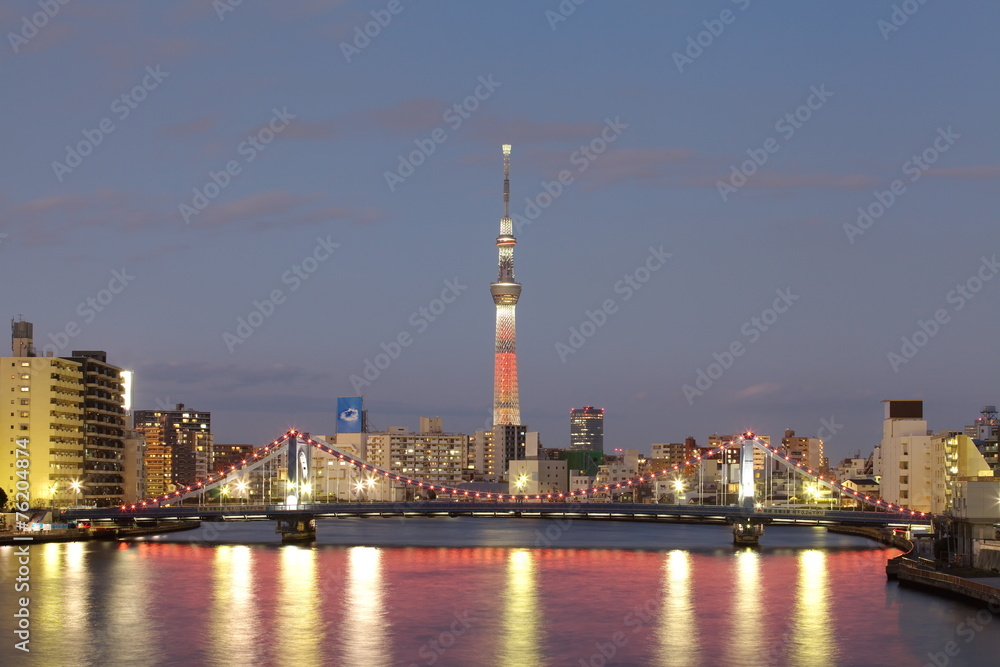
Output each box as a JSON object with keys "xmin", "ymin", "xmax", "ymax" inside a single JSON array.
[{"xmin": 491, "ymin": 144, "xmax": 521, "ymax": 426}]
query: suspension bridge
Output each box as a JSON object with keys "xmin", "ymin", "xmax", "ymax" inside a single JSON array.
[{"xmin": 64, "ymin": 430, "xmax": 930, "ymax": 544}]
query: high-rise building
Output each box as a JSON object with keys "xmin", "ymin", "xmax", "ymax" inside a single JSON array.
[
  {"xmin": 873, "ymin": 400, "xmax": 993, "ymax": 514},
  {"xmin": 491, "ymin": 144, "xmax": 521, "ymax": 427},
  {"xmin": 1, "ymin": 354, "xmax": 85, "ymax": 507},
  {"xmin": 123, "ymin": 428, "xmax": 146, "ymax": 503},
  {"xmin": 213, "ymin": 443, "xmax": 256, "ymax": 472},
  {"xmin": 366, "ymin": 418, "xmax": 466, "ymax": 486},
  {"xmin": 965, "ymin": 406, "xmax": 999, "ymax": 474},
  {"xmin": 781, "ymin": 429, "xmax": 824, "ymax": 473},
  {"xmin": 66, "ymin": 350, "xmax": 126, "ymax": 507},
  {"xmin": 134, "ymin": 403, "xmax": 212, "ymax": 493},
  {"xmin": 570, "ymin": 407, "xmax": 604, "ymax": 452}
]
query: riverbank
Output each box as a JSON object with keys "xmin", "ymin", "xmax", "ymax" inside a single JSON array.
[
  {"xmin": 897, "ymin": 561, "xmax": 1000, "ymax": 609},
  {"xmin": 0, "ymin": 521, "xmax": 201, "ymax": 545},
  {"xmin": 826, "ymin": 525, "xmax": 912, "ymax": 551}
]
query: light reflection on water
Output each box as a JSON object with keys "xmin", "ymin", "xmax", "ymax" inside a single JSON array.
[
  {"xmin": 1, "ymin": 520, "xmax": 998, "ymax": 667},
  {"xmin": 342, "ymin": 546, "xmax": 390, "ymax": 667},
  {"xmin": 657, "ymin": 550, "xmax": 698, "ymax": 667},
  {"xmin": 499, "ymin": 549, "xmax": 542, "ymax": 667},
  {"xmin": 791, "ymin": 549, "xmax": 835, "ymax": 667}
]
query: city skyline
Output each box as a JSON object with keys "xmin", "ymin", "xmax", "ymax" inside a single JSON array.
[{"xmin": 2, "ymin": 2, "xmax": 998, "ymax": 463}]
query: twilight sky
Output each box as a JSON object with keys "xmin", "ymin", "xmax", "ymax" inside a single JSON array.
[{"xmin": 1, "ymin": 1, "xmax": 997, "ymax": 463}]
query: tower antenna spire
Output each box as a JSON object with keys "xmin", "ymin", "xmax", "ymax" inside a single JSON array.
[{"xmin": 502, "ymin": 144, "xmax": 511, "ymax": 220}]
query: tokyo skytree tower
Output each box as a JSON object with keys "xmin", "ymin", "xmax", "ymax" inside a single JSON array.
[{"xmin": 491, "ymin": 144, "xmax": 521, "ymax": 426}]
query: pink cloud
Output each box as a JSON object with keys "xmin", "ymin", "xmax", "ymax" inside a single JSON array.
[
  {"xmin": 734, "ymin": 383, "xmax": 783, "ymax": 399},
  {"xmin": 924, "ymin": 165, "xmax": 1000, "ymax": 180},
  {"xmin": 159, "ymin": 116, "xmax": 217, "ymax": 137}
]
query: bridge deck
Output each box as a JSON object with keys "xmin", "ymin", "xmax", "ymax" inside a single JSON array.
[{"xmin": 64, "ymin": 502, "xmax": 930, "ymax": 528}]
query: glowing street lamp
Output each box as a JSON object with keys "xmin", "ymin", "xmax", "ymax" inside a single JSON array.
[
  {"xmin": 236, "ymin": 480, "xmax": 248, "ymax": 505},
  {"xmin": 219, "ymin": 485, "xmax": 229, "ymax": 506},
  {"xmin": 70, "ymin": 480, "xmax": 82, "ymax": 507}
]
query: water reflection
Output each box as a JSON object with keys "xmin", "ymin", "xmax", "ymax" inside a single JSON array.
[
  {"xmin": 210, "ymin": 545, "xmax": 258, "ymax": 666},
  {"xmin": 36, "ymin": 542, "xmax": 91, "ymax": 659},
  {"xmin": 790, "ymin": 549, "xmax": 835, "ymax": 667},
  {"xmin": 276, "ymin": 546, "xmax": 323, "ymax": 665},
  {"xmin": 499, "ymin": 549, "xmax": 543, "ymax": 666},
  {"xmin": 342, "ymin": 546, "xmax": 391, "ymax": 667},
  {"xmin": 725, "ymin": 549, "xmax": 767, "ymax": 665},
  {"xmin": 657, "ymin": 550, "xmax": 699, "ymax": 667}
]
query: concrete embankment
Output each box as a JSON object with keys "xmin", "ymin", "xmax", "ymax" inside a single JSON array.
[
  {"xmin": 826, "ymin": 525, "xmax": 912, "ymax": 551},
  {"xmin": 0, "ymin": 521, "xmax": 200, "ymax": 545},
  {"xmin": 897, "ymin": 562, "xmax": 1000, "ymax": 609}
]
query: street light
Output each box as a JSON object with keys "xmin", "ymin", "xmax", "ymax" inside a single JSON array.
[
  {"xmin": 366, "ymin": 477, "xmax": 376, "ymax": 503},
  {"xmin": 70, "ymin": 480, "xmax": 82, "ymax": 507},
  {"xmin": 673, "ymin": 479, "xmax": 685, "ymax": 505},
  {"xmin": 236, "ymin": 480, "xmax": 247, "ymax": 505},
  {"xmin": 219, "ymin": 485, "xmax": 229, "ymax": 506}
]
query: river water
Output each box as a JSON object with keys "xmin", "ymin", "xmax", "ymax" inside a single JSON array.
[{"xmin": 1, "ymin": 517, "xmax": 999, "ymax": 666}]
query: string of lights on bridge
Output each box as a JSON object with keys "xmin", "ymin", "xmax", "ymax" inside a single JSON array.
[{"xmin": 120, "ymin": 429, "xmax": 926, "ymax": 519}]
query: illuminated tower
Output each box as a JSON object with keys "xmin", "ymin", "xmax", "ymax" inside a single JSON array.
[{"xmin": 491, "ymin": 144, "xmax": 521, "ymax": 427}]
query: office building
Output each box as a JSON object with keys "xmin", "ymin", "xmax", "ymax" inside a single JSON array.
[
  {"xmin": 134, "ymin": 403, "xmax": 212, "ymax": 494},
  {"xmin": 570, "ymin": 406, "xmax": 604, "ymax": 452}
]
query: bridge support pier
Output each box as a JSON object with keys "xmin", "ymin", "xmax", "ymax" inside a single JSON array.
[
  {"xmin": 276, "ymin": 515, "xmax": 316, "ymax": 544},
  {"xmin": 730, "ymin": 518, "xmax": 767, "ymax": 546}
]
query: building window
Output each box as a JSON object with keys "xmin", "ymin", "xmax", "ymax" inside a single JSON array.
[{"xmin": 19, "ymin": 386, "xmax": 29, "ymax": 392}]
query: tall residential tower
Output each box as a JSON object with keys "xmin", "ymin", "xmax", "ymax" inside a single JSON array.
[{"xmin": 491, "ymin": 144, "xmax": 521, "ymax": 427}]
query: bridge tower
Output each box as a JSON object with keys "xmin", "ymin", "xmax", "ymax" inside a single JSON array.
[
  {"xmin": 277, "ymin": 431, "xmax": 316, "ymax": 543},
  {"xmin": 731, "ymin": 432, "xmax": 765, "ymax": 545}
]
